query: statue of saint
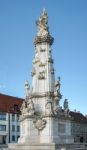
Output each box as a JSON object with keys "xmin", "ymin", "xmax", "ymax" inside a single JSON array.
[
  {"xmin": 27, "ymin": 99, "xmax": 35, "ymax": 116},
  {"xmin": 25, "ymin": 80, "xmax": 30, "ymax": 100},
  {"xmin": 55, "ymin": 76, "xmax": 61, "ymax": 93},
  {"xmin": 45, "ymin": 98, "xmax": 53, "ymax": 116},
  {"xmin": 20, "ymin": 101, "xmax": 27, "ymax": 116},
  {"xmin": 63, "ymin": 99, "xmax": 69, "ymax": 111}
]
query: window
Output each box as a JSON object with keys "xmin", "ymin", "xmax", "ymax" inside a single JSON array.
[
  {"xmin": 17, "ymin": 136, "xmax": 20, "ymax": 141},
  {"xmin": 58, "ymin": 123, "xmax": 65, "ymax": 133},
  {"xmin": 12, "ymin": 136, "xmax": 15, "ymax": 142},
  {"xmin": 14, "ymin": 105, "xmax": 18, "ymax": 112},
  {"xmin": 12, "ymin": 125, "xmax": 15, "ymax": 132},
  {"xmin": 17, "ymin": 114, "xmax": 19, "ymax": 121},
  {"xmin": 0, "ymin": 112, "xmax": 6, "ymax": 120},
  {"xmin": 17, "ymin": 126, "xmax": 20, "ymax": 132},
  {"xmin": 0, "ymin": 125, "xmax": 6, "ymax": 131},
  {"xmin": 12, "ymin": 114, "xmax": 15, "ymax": 121},
  {"xmin": 0, "ymin": 135, "xmax": 6, "ymax": 144}
]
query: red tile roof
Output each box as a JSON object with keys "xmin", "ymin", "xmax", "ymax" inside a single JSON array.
[
  {"xmin": 70, "ymin": 111, "xmax": 87, "ymax": 123},
  {"xmin": 0, "ymin": 93, "xmax": 24, "ymax": 114}
]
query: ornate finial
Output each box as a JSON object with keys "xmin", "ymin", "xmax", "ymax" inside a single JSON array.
[
  {"xmin": 36, "ymin": 8, "xmax": 49, "ymax": 37},
  {"xmin": 25, "ymin": 80, "xmax": 30, "ymax": 100},
  {"xmin": 42, "ymin": 8, "xmax": 47, "ymax": 16},
  {"xmin": 34, "ymin": 9, "xmax": 54, "ymax": 45}
]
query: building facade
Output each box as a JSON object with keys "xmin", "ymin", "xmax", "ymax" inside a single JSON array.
[
  {"xmin": 70, "ymin": 111, "xmax": 87, "ymax": 143},
  {"xmin": 0, "ymin": 94, "xmax": 23, "ymax": 144}
]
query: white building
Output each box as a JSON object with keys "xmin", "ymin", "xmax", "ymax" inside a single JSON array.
[{"xmin": 0, "ymin": 93, "xmax": 23, "ymax": 144}]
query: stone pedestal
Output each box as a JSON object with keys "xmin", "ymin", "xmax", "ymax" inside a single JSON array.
[
  {"xmin": 17, "ymin": 115, "xmax": 73, "ymax": 146},
  {"xmin": 18, "ymin": 117, "xmax": 39, "ymax": 144},
  {"xmin": 6, "ymin": 143, "xmax": 87, "ymax": 150}
]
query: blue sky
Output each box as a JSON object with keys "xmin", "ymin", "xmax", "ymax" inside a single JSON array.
[{"xmin": 0, "ymin": 0, "xmax": 87, "ymax": 114}]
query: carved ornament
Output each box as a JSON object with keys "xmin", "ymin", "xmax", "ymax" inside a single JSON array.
[
  {"xmin": 50, "ymin": 68, "xmax": 54, "ymax": 74},
  {"xmin": 33, "ymin": 58, "xmax": 40, "ymax": 64},
  {"xmin": 39, "ymin": 62, "xmax": 46, "ymax": 67},
  {"xmin": 31, "ymin": 68, "xmax": 36, "ymax": 76},
  {"xmin": 47, "ymin": 57, "xmax": 53, "ymax": 63},
  {"xmin": 40, "ymin": 48, "xmax": 46, "ymax": 52},
  {"xmin": 33, "ymin": 118, "xmax": 46, "ymax": 131},
  {"xmin": 38, "ymin": 71, "xmax": 45, "ymax": 79}
]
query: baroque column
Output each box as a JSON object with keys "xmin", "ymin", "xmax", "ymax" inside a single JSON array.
[{"xmin": 17, "ymin": 9, "xmax": 73, "ymax": 146}]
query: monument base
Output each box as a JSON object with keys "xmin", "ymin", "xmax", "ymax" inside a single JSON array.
[{"xmin": 5, "ymin": 143, "xmax": 87, "ymax": 150}]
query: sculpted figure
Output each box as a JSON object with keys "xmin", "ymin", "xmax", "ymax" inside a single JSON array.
[
  {"xmin": 55, "ymin": 76, "xmax": 61, "ymax": 93},
  {"xmin": 54, "ymin": 105, "xmax": 62, "ymax": 115},
  {"xmin": 34, "ymin": 51, "xmax": 39, "ymax": 62},
  {"xmin": 20, "ymin": 101, "xmax": 27, "ymax": 116},
  {"xmin": 36, "ymin": 8, "xmax": 49, "ymax": 36},
  {"xmin": 32, "ymin": 67, "xmax": 36, "ymax": 76},
  {"xmin": 25, "ymin": 80, "xmax": 30, "ymax": 100},
  {"xmin": 63, "ymin": 99, "xmax": 69, "ymax": 111},
  {"xmin": 45, "ymin": 99, "xmax": 53, "ymax": 116},
  {"xmin": 27, "ymin": 99, "xmax": 35, "ymax": 116}
]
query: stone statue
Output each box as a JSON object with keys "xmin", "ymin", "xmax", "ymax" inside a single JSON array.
[
  {"xmin": 34, "ymin": 51, "xmax": 39, "ymax": 63},
  {"xmin": 45, "ymin": 99, "xmax": 54, "ymax": 116},
  {"xmin": 27, "ymin": 99, "xmax": 35, "ymax": 116},
  {"xmin": 31, "ymin": 67, "xmax": 36, "ymax": 76},
  {"xmin": 36, "ymin": 8, "xmax": 49, "ymax": 36},
  {"xmin": 54, "ymin": 105, "xmax": 62, "ymax": 114},
  {"xmin": 20, "ymin": 98, "xmax": 35, "ymax": 117},
  {"xmin": 20, "ymin": 101, "xmax": 27, "ymax": 116},
  {"xmin": 55, "ymin": 76, "xmax": 61, "ymax": 93},
  {"xmin": 63, "ymin": 99, "xmax": 69, "ymax": 111},
  {"xmin": 25, "ymin": 80, "xmax": 30, "ymax": 100}
]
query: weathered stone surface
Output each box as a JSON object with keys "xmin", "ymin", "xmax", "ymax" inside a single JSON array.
[{"xmin": 4, "ymin": 143, "xmax": 87, "ymax": 150}]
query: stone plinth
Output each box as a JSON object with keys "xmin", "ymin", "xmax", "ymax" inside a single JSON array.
[{"xmin": 5, "ymin": 143, "xmax": 87, "ymax": 150}]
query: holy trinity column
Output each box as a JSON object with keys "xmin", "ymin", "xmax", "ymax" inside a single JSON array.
[{"xmin": 18, "ymin": 9, "xmax": 73, "ymax": 146}]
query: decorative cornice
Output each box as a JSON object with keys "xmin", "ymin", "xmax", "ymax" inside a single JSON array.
[
  {"xmin": 20, "ymin": 114, "xmax": 35, "ymax": 122},
  {"xmin": 34, "ymin": 35, "xmax": 54, "ymax": 46},
  {"xmin": 31, "ymin": 92, "xmax": 54, "ymax": 98}
]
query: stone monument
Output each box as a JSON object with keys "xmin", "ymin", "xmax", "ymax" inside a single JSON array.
[{"xmin": 7, "ymin": 9, "xmax": 74, "ymax": 150}]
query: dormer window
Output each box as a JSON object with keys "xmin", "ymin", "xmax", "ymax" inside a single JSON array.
[{"xmin": 14, "ymin": 104, "xmax": 18, "ymax": 112}]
